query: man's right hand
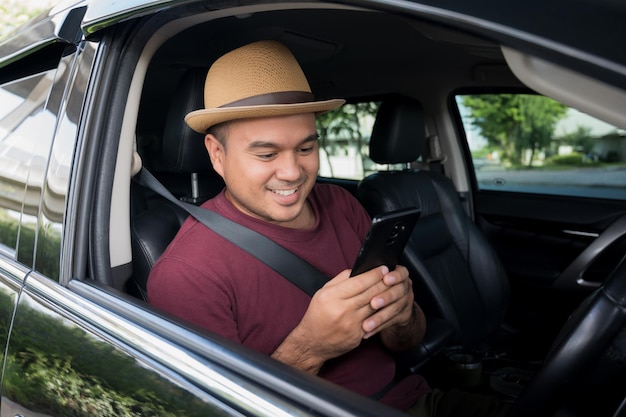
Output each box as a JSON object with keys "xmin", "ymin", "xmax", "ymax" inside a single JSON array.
[{"xmin": 271, "ymin": 266, "xmax": 390, "ymax": 374}]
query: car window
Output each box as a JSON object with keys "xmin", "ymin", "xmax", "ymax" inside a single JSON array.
[
  {"xmin": 0, "ymin": 70, "xmax": 57, "ymax": 264},
  {"xmin": 316, "ymin": 101, "xmax": 407, "ymax": 180},
  {"xmin": 456, "ymin": 93, "xmax": 626, "ymax": 200}
]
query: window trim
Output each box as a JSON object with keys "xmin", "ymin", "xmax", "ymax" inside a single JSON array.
[{"xmin": 0, "ymin": 6, "xmax": 86, "ymax": 82}]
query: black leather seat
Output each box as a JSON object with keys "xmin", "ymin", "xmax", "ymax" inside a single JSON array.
[
  {"xmin": 356, "ymin": 96, "xmax": 512, "ymax": 357},
  {"xmin": 128, "ymin": 69, "xmax": 224, "ymax": 300}
]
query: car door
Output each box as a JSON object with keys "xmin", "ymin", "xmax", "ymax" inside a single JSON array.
[
  {"xmin": 7, "ymin": 274, "xmax": 299, "ymax": 416},
  {"xmin": 454, "ymin": 92, "xmax": 626, "ymax": 353},
  {"xmin": 0, "ymin": 8, "xmax": 79, "ymax": 404},
  {"xmin": 0, "ymin": 6, "xmax": 209, "ymax": 414}
]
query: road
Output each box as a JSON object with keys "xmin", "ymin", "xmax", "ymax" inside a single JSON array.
[{"xmin": 475, "ymin": 165, "xmax": 626, "ymax": 199}]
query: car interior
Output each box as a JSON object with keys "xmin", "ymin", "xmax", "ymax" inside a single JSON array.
[{"xmin": 83, "ymin": 2, "xmax": 626, "ymax": 415}]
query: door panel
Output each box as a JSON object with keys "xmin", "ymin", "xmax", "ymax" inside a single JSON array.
[
  {"xmin": 0, "ymin": 260, "xmax": 28, "ymax": 407},
  {"xmin": 476, "ymin": 191, "xmax": 626, "ymax": 284},
  {"xmin": 3, "ymin": 275, "xmax": 244, "ymax": 417},
  {"xmin": 474, "ymin": 190, "xmax": 626, "ymax": 351}
]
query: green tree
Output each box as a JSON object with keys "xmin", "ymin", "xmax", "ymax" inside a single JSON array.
[
  {"xmin": 557, "ymin": 125, "xmax": 595, "ymax": 153},
  {"xmin": 316, "ymin": 102, "xmax": 379, "ymax": 177},
  {"xmin": 462, "ymin": 94, "xmax": 567, "ymax": 167}
]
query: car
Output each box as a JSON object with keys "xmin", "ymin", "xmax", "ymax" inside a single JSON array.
[{"xmin": 1, "ymin": 0, "xmax": 625, "ymax": 415}]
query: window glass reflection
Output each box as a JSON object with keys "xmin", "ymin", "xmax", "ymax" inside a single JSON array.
[
  {"xmin": 0, "ymin": 72, "xmax": 55, "ymax": 260},
  {"xmin": 37, "ymin": 45, "xmax": 95, "ymax": 281}
]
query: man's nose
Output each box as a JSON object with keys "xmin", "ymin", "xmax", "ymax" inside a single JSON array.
[{"xmin": 276, "ymin": 152, "xmax": 301, "ymax": 180}]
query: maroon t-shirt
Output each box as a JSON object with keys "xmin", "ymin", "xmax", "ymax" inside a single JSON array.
[{"xmin": 147, "ymin": 183, "xmax": 429, "ymax": 409}]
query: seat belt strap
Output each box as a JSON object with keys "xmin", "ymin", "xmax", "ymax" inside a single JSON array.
[
  {"xmin": 135, "ymin": 168, "xmax": 400, "ymax": 401},
  {"xmin": 134, "ymin": 167, "xmax": 328, "ymax": 297},
  {"xmin": 425, "ymin": 134, "xmax": 447, "ymax": 174}
]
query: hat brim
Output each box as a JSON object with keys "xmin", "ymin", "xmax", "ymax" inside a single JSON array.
[{"xmin": 185, "ymin": 99, "xmax": 346, "ymax": 133}]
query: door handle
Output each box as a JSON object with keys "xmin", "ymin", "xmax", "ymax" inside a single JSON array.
[{"xmin": 553, "ymin": 213, "xmax": 626, "ymax": 291}]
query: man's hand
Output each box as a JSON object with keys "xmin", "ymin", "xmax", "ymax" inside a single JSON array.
[
  {"xmin": 271, "ymin": 265, "xmax": 425, "ymax": 374},
  {"xmin": 271, "ymin": 266, "xmax": 391, "ymax": 374},
  {"xmin": 362, "ymin": 265, "xmax": 426, "ymax": 352}
]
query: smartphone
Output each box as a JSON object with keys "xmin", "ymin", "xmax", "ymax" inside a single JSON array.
[{"xmin": 349, "ymin": 207, "xmax": 420, "ymax": 277}]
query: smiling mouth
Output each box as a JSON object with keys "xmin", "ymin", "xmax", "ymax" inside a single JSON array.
[{"xmin": 270, "ymin": 187, "xmax": 298, "ymax": 196}]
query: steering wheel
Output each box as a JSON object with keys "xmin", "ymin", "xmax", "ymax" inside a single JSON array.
[{"xmin": 509, "ymin": 255, "xmax": 626, "ymax": 417}]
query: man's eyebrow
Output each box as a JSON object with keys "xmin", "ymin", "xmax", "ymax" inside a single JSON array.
[
  {"xmin": 247, "ymin": 133, "xmax": 319, "ymax": 150},
  {"xmin": 247, "ymin": 141, "xmax": 278, "ymax": 150},
  {"xmin": 300, "ymin": 133, "xmax": 320, "ymax": 144}
]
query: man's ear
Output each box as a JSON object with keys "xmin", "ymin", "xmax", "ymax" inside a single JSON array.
[{"xmin": 205, "ymin": 134, "xmax": 225, "ymax": 177}]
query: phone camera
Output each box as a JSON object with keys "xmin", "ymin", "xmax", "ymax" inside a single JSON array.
[{"xmin": 389, "ymin": 222, "xmax": 406, "ymax": 240}]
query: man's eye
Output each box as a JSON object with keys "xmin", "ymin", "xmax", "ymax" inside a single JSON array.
[
  {"xmin": 257, "ymin": 153, "xmax": 277, "ymax": 160},
  {"xmin": 298, "ymin": 147, "xmax": 314, "ymax": 154}
]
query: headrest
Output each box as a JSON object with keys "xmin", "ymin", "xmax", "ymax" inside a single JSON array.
[
  {"xmin": 162, "ymin": 68, "xmax": 212, "ymax": 173},
  {"xmin": 369, "ymin": 96, "xmax": 426, "ymax": 165}
]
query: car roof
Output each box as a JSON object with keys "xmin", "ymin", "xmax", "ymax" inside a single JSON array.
[
  {"xmin": 2, "ymin": 0, "xmax": 623, "ymax": 96},
  {"xmin": 80, "ymin": 0, "xmax": 626, "ymax": 82}
]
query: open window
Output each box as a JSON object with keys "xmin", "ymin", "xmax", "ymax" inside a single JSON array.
[{"xmin": 456, "ymin": 93, "xmax": 626, "ymax": 200}]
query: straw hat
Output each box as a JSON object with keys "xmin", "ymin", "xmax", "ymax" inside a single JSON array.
[{"xmin": 185, "ymin": 40, "xmax": 345, "ymax": 133}]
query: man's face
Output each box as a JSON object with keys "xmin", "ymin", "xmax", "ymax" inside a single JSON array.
[{"xmin": 205, "ymin": 113, "xmax": 320, "ymax": 229}]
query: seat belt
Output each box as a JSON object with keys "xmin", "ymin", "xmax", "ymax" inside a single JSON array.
[
  {"xmin": 136, "ymin": 168, "xmax": 402, "ymax": 400},
  {"xmin": 425, "ymin": 134, "xmax": 446, "ymax": 174},
  {"xmin": 134, "ymin": 167, "xmax": 328, "ymax": 297}
]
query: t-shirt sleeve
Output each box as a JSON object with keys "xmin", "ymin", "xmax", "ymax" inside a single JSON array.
[{"xmin": 147, "ymin": 257, "xmax": 240, "ymax": 342}]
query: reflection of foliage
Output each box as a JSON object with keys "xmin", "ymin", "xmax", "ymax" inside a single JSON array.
[
  {"xmin": 16, "ymin": 221, "xmax": 36, "ymax": 270},
  {"xmin": 462, "ymin": 94, "xmax": 567, "ymax": 167},
  {"xmin": 5, "ymin": 350, "xmax": 153, "ymax": 417},
  {"xmin": 316, "ymin": 102, "xmax": 379, "ymax": 177},
  {"xmin": 0, "ymin": 210, "xmax": 19, "ymax": 254},
  {"xmin": 0, "ymin": 291, "xmax": 212, "ymax": 416},
  {"xmin": 0, "ymin": 210, "xmax": 61, "ymax": 280},
  {"xmin": 34, "ymin": 220, "xmax": 62, "ymax": 280},
  {"xmin": 0, "ymin": 0, "xmax": 47, "ymax": 40}
]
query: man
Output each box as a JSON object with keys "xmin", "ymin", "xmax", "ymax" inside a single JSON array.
[{"xmin": 148, "ymin": 40, "xmax": 508, "ymax": 416}]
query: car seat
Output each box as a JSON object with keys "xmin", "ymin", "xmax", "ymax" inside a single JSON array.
[
  {"xmin": 356, "ymin": 96, "xmax": 515, "ymax": 362},
  {"xmin": 128, "ymin": 68, "xmax": 224, "ymax": 300}
]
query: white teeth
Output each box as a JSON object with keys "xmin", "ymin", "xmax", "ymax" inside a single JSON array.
[{"xmin": 272, "ymin": 188, "xmax": 297, "ymax": 196}]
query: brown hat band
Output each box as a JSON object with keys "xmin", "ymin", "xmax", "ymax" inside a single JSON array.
[{"xmin": 220, "ymin": 91, "xmax": 314, "ymax": 108}]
